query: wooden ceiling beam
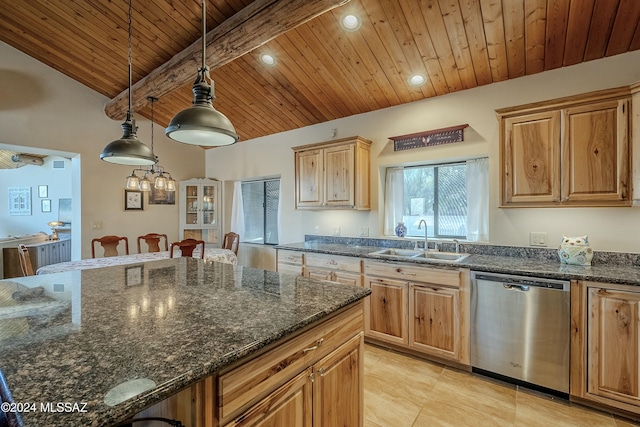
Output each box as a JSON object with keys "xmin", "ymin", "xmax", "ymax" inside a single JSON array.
[{"xmin": 104, "ymin": 0, "xmax": 350, "ymax": 120}]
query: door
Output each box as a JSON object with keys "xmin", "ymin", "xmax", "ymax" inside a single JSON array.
[
  {"xmin": 295, "ymin": 149, "xmax": 323, "ymax": 208},
  {"xmin": 409, "ymin": 284, "xmax": 458, "ymax": 360},
  {"xmin": 502, "ymin": 111, "xmax": 561, "ymax": 205},
  {"xmin": 224, "ymin": 369, "xmax": 313, "ymax": 427},
  {"xmin": 562, "ymin": 99, "xmax": 629, "ymax": 204},
  {"xmin": 587, "ymin": 288, "xmax": 640, "ymax": 405},
  {"xmin": 324, "ymin": 144, "xmax": 354, "ymax": 207},
  {"xmin": 313, "ymin": 334, "xmax": 363, "ymax": 427},
  {"xmin": 364, "ymin": 276, "xmax": 408, "ymax": 345}
]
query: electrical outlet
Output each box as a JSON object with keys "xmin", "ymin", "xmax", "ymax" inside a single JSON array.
[
  {"xmin": 313, "ymin": 225, "xmax": 319, "ymax": 234},
  {"xmin": 91, "ymin": 221, "xmax": 103, "ymax": 230},
  {"xmin": 530, "ymin": 232, "xmax": 548, "ymax": 247},
  {"xmin": 333, "ymin": 226, "xmax": 341, "ymax": 236},
  {"xmin": 360, "ymin": 226, "xmax": 369, "ymax": 237}
]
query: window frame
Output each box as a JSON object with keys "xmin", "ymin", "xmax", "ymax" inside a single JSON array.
[{"xmin": 241, "ymin": 177, "xmax": 280, "ymax": 246}]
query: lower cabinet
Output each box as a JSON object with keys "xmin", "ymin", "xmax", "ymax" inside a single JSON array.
[
  {"xmin": 133, "ymin": 302, "xmax": 364, "ymax": 427},
  {"xmin": 226, "ymin": 333, "xmax": 363, "ymax": 427},
  {"xmin": 364, "ymin": 260, "xmax": 469, "ymax": 365},
  {"xmin": 572, "ymin": 281, "xmax": 640, "ymax": 415},
  {"xmin": 304, "ymin": 253, "xmax": 363, "ymax": 287}
]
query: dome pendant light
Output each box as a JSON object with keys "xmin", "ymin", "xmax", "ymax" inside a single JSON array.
[
  {"xmin": 100, "ymin": 0, "xmax": 157, "ymax": 166},
  {"xmin": 165, "ymin": 0, "xmax": 239, "ymax": 147}
]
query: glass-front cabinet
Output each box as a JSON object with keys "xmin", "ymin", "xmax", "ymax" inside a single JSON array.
[{"xmin": 179, "ymin": 178, "xmax": 221, "ymax": 247}]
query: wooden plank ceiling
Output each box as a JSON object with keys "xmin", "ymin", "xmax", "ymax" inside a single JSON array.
[{"xmin": 1, "ymin": 0, "xmax": 639, "ymax": 143}]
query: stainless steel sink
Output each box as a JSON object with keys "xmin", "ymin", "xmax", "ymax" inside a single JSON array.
[
  {"xmin": 415, "ymin": 252, "xmax": 469, "ymax": 262},
  {"xmin": 368, "ymin": 249, "xmax": 468, "ymax": 263},
  {"xmin": 368, "ymin": 248, "xmax": 424, "ymax": 257}
]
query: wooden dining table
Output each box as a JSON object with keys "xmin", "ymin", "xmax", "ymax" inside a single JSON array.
[{"xmin": 36, "ymin": 248, "xmax": 237, "ymax": 274}]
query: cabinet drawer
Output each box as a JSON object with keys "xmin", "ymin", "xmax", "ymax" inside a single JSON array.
[
  {"xmin": 218, "ymin": 301, "xmax": 363, "ymax": 423},
  {"xmin": 277, "ymin": 250, "xmax": 304, "ymax": 265},
  {"xmin": 305, "ymin": 253, "xmax": 362, "ymax": 273},
  {"xmin": 364, "ymin": 261, "xmax": 460, "ymax": 288}
]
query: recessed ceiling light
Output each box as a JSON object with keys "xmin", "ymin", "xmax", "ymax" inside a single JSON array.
[
  {"xmin": 340, "ymin": 13, "xmax": 362, "ymax": 31},
  {"xmin": 408, "ymin": 74, "xmax": 427, "ymax": 86},
  {"xmin": 260, "ymin": 54, "xmax": 276, "ymax": 66}
]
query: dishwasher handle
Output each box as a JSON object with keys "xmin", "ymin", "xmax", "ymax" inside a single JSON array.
[
  {"xmin": 473, "ymin": 273, "xmax": 569, "ymax": 291},
  {"xmin": 503, "ymin": 284, "xmax": 529, "ymax": 291}
]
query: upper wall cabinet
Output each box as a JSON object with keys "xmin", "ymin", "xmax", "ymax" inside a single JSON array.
[
  {"xmin": 498, "ymin": 87, "xmax": 631, "ymax": 207},
  {"xmin": 293, "ymin": 136, "xmax": 372, "ymax": 210}
]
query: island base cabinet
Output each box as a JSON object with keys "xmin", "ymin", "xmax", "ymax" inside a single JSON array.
[
  {"xmin": 224, "ymin": 369, "xmax": 313, "ymax": 427},
  {"xmin": 227, "ymin": 333, "xmax": 364, "ymax": 427}
]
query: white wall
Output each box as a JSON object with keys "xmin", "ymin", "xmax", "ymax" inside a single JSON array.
[
  {"xmin": 207, "ymin": 50, "xmax": 640, "ymax": 254},
  {"xmin": 0, "ymin": 156, "xmax": 72, "ymax": 236},
  {"xmin": 0, "ymin": 41, "xmax": 206, "ymax": 259}
]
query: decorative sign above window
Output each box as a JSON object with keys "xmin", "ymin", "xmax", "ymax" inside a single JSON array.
[{"xmin": 390, "ymin": 124, "xmax": 469, "ymax": 151}]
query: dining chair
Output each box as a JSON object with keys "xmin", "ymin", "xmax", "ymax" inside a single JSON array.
[
  {"xmin": 91, "ymin": 235, "xmax": 129, "ymax": 258},
  {"xmin": 222, "ymin": 232, "xmax": 240, "ymax": 256},
  {"xmin": 137, "ymin": 233, "xmax": 168, "ymax": 253},
  {"xmin": 17, "ymin": 244, "xmax": 35, "ymax": 276},
  {"xmin": 170, "ymin": 239, "xmax": 205, "ymax": 259}
]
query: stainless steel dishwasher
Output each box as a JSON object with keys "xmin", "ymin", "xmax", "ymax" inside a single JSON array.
[{"xmin": 470, "ymin": 271, "xmax": 570, "ymax": 394}]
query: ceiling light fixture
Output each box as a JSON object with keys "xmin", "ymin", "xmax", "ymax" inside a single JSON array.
[
  {"xmin": 125, "ymin": 97, "xmax": 176, "ymax": 192},
  {"xmin": 100, "ymin": 0, "xmax": 157, "ymax": 166},
  {"xmin": 340, "ymin": 13, "xmax": 362, "ymax": 31},
  {"xmin": 408, "ymin": 74, "xmax": 427, "ymax": 86},
  {"xmin": 165, "ymin": 0, "xmax": 239, "ymax": 147},
  {"xmin": 260, "ymin": 53, "xmax": 277, "ymax": 66}
]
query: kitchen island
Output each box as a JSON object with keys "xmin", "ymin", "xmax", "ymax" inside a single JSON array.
[{"xmin": 0, "ymin": 257, "xmax": 370, "ymax": 426}]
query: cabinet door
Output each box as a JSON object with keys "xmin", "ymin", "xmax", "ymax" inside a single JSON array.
[
  {"xmin": 225, "ymin": 369, "xmax": 313, "ymax": 427},
  {"xmin": 587, "ymin": 288, "xmax": 640, "ymax": 405},
  {"xmin": 313, "ymin": 333, "xmax": 363, "ymax": 427},
  {"xmin": 501, "ymin": 111, "xmax": 561, "ymax": 205},
  {"xmin": 364, "ymin": 276, "xmax": 408, "ymax": 345},
  {"xmin": 562, "ymin": 99, "xmax": 629, "ymax": 204},
  {"xmin": 295, "ymin": 149, "xmax": 323, "ymax": 208},
  {"xmin": 304, "ymin": 267, "xmax": 333, "ymax": 281},
  {"xmin": 409, "ymin": 284, "xmax": 459, "ymax": 360},
  {"xmin": 333, "ymin": 271, "xmax": 362, "ymax": 287},
  {"xmin": 180, "ymin": 180, "xmax": 221, "ymax": 246},
  {"xmin": 324, "ymin": 144, "xmax": 354, "ymax": 207}
]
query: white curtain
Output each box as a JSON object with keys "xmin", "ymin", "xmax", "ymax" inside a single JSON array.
[
  {"xmin": 466, "ymin": 158, "xmax": 489, "ymax": 242},
  {"xmin": 384, "ymin": 167, "xmax": 404, "ymax": 236},
  {"xmin": 230, "ymin": 181, "xmax": 245, "ymax": 242}
]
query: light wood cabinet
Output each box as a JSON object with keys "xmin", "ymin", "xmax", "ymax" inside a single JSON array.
[
  {"xmin": 293, "ymin": 136, "xmax": 372, "ymax": 210},
  {"xmin": 179, "ymin": 178, "xmax": 222, "ymax": 246},
  {"xmin": 498, "ymin": 87, "xmax": 631, "ymax": 207},
  {"xmin": 364, "ymin": 260, "xmax": 469, "ymax": 365},
  {"xmin": 571, "ymin": 281, "xmax": 640, "ymax": 416},
  {"xmin": 134, "ymin": 301, "xmax": 365, "ymax": 426},
  {"xmin": 276, "ymin": 250, "xmax": 304, "ymax": 275},
  {"xmin": 304, "ymin": 253, "xmax": 362, "ymax": 286}
]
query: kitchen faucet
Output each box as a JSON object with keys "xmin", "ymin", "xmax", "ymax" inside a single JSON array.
[{"xmin": 417, "ymin": 219, "xmax": 428, "ymax": 254}]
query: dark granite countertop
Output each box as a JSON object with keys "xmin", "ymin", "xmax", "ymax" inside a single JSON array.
[
  {"xmin": 275, "ymin": 241, "xmax": 640, "ymax": 286},
  {"xmin": 0, "ymin": 258, "xmax": 370, "ymax": 426}
]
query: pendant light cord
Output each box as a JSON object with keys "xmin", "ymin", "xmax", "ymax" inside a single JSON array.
[
  {"xmin": 127, "ymin": 0, "xmax": 133, "ymax": 115},
  {"xmin": 201, "ymin": 0, "xmax": 206, "ymax": 72}
]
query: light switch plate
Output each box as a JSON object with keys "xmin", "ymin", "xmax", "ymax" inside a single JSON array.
[
  {"xmin": 333, "ymin": 226, "xmax": 341, "ymax": 236},
  {"xmin": 360, "ymin": 226, "xmax": 369, "ymax": 237},
  {"xmin": 530, "ymin": 232, "xmax": 548, "ymax": 247}
]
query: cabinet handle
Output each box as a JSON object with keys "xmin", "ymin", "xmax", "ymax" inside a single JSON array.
[
  {"xmin": 303, "ymin": 338, "xmax": 324, "ymax": 353},
  {"xmin": 400, "ymin": 271, "xmax": 416, "ymax": 276},
  {"xmin": 287, "ymin": 256, "xmax": 296, "ymax": 261},
  {"xmin": 317, "ymin": 368, "xmax": 326, "ymax": 377},
  {"xmin": 328, "ymin": 260, "xmax": 338, "ymax": 265}
]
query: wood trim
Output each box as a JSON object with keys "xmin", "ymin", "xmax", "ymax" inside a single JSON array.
[
  {"xmin": 291, "ymin": 135, "xmax": 373, "ymax": 152},
  {"xmin": 496, "ymin": 86, "xmax": 632, "ymax": 118},
  {"xmin": 570, "ymin": 280, "xmax": 586, "ymax": 399}
]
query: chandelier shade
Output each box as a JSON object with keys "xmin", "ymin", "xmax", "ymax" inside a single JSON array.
[{"xmin": 165, "ymin": 0, "xmax": 239, "ymax": 146}]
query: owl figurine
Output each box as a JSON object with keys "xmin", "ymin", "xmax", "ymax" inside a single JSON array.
[{"xmin": 557, "ymin": 235, "xmax": 593, "ymax": 266}]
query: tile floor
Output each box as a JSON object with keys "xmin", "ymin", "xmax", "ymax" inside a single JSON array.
[{"xmin": 364, "ymin": 344, "xmax": 640, "ymax": 427}]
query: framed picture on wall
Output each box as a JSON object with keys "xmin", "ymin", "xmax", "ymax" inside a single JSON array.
[
  {"xmin": 38, "ymin": 185, "xmax": 48, "ymax": 198},
  {"xmin": 8, "ymin": 187, "xmax": 31, "ymax": 216},
  {"xmin": 149, "ymin": 183, "xmax": 176, "ymax": 205},
  {"xmin": 41, "ymin": 199, "xmax": 51, "ymax": 213},
  {"xmin": 124, "ymin": 189, "xmax": 143, "ymax": 211}
]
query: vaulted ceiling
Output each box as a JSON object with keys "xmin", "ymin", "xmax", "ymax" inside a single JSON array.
[{"xmin": 1, "ymin": 0, "xmax": 639, "ymax": 142}]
